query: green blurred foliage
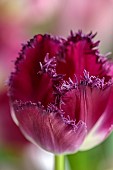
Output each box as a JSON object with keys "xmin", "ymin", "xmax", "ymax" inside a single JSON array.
[{"xmin": 67, "ymin": 133, "xmax": 113, "ymax": 170}]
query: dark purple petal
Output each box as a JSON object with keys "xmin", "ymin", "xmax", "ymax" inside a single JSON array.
[
  {"xmin": 12, "ymin": 101, "xmax": 87, "ymax": 154},
  {"xmin": 61, "ymin": 76, "xmax": 112, "ymax": 131},
  {"xmin": 80, "ymin": 86, "xmax": 113, "ymax": 150},
  {"xmin": 57, "ymin": 31, "xmax": 110, "ymax": 81},
  {"xmin": 96, "ymin": 86, "xmax": 113, "ymax": 133},
  {"xmin": 9, "ymin": 34, "xmax": 61, "ymax": 106}
]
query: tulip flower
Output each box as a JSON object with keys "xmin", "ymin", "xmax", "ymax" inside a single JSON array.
[{"xmin": 9, "ymin": 31, "xmax": 113, "ymax": 170}]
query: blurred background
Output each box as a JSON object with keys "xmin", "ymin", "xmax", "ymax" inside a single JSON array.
[{"xmin": 0, "ymin": 0, "xmax": 113, "ymax": 169}]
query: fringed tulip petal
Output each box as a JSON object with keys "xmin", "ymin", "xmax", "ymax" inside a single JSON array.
[
  {"xmin": 62, "ymin": 84, "xmax": 111, "ymax": 131},
  {"xmin": 80, "ymin": 86, "xmax": 113, "ymax": 150},
  {"xmin": 9, "ymin": 35, "xmax": 61, "ymax": 106},
  {"xmin": 12, "ymin": 101, "xmax": 87, "ymax": 154},
  {"xmin": 57, "ymin": 31, "xmax": 110, "ymax": 81}
]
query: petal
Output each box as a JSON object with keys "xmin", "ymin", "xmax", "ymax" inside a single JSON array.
[
  {"xmin": 61, "ymin": 85, "xmax": 111, "ymax": 131},
  {"xmin": 9, "ymin": 35, "xmax": 61, "ymax": 106},
  {"xmin": 80, "ymin": 86, "xmax": 113, "ymax": 150},
  {"xmin": 79, "ymin": 86, "xmax": 111, "ymax": 131},
  {"xmin": 0, "ymin": 89, "xmax": 27, "ymax": 147},
  {"xmin": 61, "ymin": 89, "xmax": 81, "ymax": 122},
  {"xmin": 12, "ymin": 101, "xmax": 87, "ymax": 154},
  {"xmin": 57, "ymin": 32, "xmax": 109, "ymax": 81}
]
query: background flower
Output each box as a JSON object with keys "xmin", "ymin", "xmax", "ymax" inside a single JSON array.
[{"xmin": 53, "ymin": 0, "xmax": 113, "ymax": 52}]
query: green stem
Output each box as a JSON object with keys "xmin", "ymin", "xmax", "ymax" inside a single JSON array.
[{"xmin": 54, "ymin": 155, "xmax": 65, "ymax": 170}]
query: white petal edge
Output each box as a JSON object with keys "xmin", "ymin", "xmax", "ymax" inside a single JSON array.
[{"xmin": 80, "ymin": 112, "xmax": 113, "ymax": 151}]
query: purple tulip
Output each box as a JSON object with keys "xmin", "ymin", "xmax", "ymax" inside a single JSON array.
[{"xmin": 8, "ymin": 31, "xmax": 113, "ymax": 154}]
